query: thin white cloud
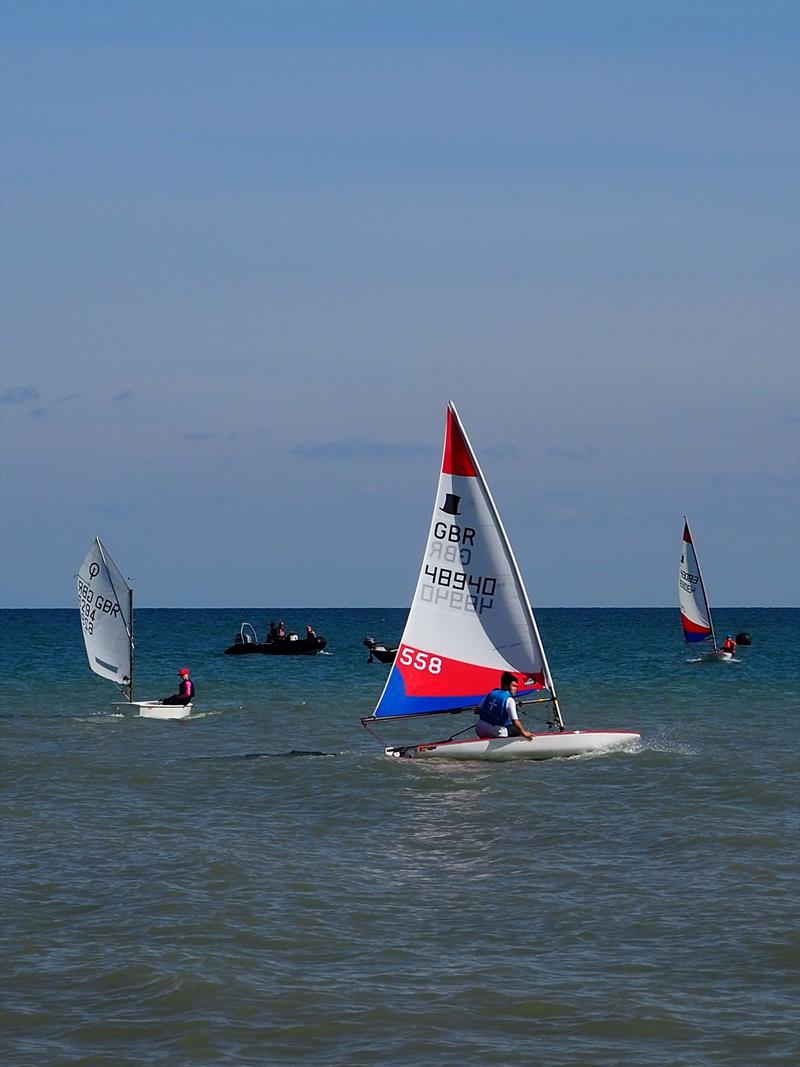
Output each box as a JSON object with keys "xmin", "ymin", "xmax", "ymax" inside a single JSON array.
[
  {"xmin": 483, "ymin": 443, "xmax": 522, "ymax": 459},
  {"xmin": 292, "ymin": 436, "xmax": 436, "ymax": 460},
  {"xmin": 2, "ymin": 385, "xmax": 39, "ymax": 404},
  {"xmin": 183, "ymin": 432, "xmax": 239, "ymax": 441},
  {"xmin": 546, "ymin": 445, "xmax": 600, "ymax": 461},
  {"xmin": 711, "ymin": 472, "xmax": 796, "ymax": 501}
]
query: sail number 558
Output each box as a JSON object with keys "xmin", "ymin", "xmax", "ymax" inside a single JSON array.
[{"xmin": 399, "ymin": 647, "xmax": 442, "ymax": 674}]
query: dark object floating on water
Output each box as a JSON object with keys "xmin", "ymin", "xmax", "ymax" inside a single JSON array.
[
  {"xmin": 735, "ymin": 632, "xmax": 752, "ymax": 646},
  {"xmin": 225, "ymin": 621, "xmax": 327, "ymax": 656},
  {"xmin": 363, "ymin": 636, "xmax": 398, "ymax": 664}
]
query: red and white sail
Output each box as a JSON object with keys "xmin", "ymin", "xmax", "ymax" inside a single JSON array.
[
  {"xmin": 372, "ymin": 403, "xmax": 556, "ymax": 720},
  {"xmin": 679, "ymin": 518, "xmax": 715, "ymax": 646}
]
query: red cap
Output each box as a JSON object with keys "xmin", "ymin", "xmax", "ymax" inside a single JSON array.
[{"xmin": 179, "ymin": 668, "xmax": 189, "ymax": 676}]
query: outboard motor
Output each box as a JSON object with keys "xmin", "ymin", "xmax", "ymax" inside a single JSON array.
[
  {"xmin": 735, "ymin": 632, "xmax": 752, "ymax": 646},
  {"xmin": 363, "ymin": 637, "xmax": 376, "ymax": 663}
]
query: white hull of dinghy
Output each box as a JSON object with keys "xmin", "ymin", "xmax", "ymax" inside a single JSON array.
[
  {"xmin": 386, "ymin": 729, "xmax": 640, "ymax": 762},
  {"xmin": 113, "ymin": 701, "xmax": 192, "ymax": 720},
  {"xmin": 700, "ymin": 650, "xmax": 733, "ymax": 663}
]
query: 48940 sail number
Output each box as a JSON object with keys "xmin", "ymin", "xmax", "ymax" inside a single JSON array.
[
  {"xmin": 421, "ymin": 563, "xmax": 496, "ymax": 615},
  {"xmin": 423, "ymin": 525, "xmax": 497, "ymax": 614}
]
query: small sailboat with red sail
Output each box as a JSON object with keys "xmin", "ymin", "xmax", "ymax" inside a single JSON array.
[
  {"xmin": 679, "ymin": 519, "xmax": 735, "ymax": 662},
  {"xmin": 361, "ymin": 403, "xmax": 640, "ymax": 761}
]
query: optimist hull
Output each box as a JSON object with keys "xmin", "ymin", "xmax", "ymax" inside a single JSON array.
[
  {"xmin": 113, "ymin": 701, "xmax": 192, "ymax": 720},
  {"xmin": 386, "ymin": 729, "xmax": 640, "ymax": 762}
]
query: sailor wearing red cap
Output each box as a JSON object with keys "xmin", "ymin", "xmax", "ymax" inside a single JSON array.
[{"xmin": 161, "ymin": 668, "xmax": 195, "ymax": 706}]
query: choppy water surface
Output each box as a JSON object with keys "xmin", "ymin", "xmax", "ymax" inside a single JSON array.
[{"xmin": 2, "ymin": 608, "xmax": 798, "ymax": 1065}]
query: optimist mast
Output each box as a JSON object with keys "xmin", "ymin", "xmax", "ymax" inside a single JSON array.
[{"xmin": 95, "ymin": 537, "xmax": 134, "ymax": 701}]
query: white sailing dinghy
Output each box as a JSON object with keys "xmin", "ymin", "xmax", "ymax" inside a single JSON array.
[
  {"xmin": 361, "ymin": 403, "xmax": 640, "ymax": 761},
  {"xmin": 77, "ymin": 538, "xmax": 192, "ymax": 719},
  {"xmin": 679, "ymin": 518, "xmax": 733, "ymax": 663}
]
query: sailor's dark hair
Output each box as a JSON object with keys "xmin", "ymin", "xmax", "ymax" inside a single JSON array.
[{"xmin": 500, "ymin": 672, "xmax": 518, "ymax": 688}]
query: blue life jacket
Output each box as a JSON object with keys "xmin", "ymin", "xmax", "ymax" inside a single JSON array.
[
  {"xmin": 480, "ymin": 688, "xmax": 513, "ymax": 727},
  {"xmin": 180, "ymin": 679, "xmax": 195, "ymax": 700}
]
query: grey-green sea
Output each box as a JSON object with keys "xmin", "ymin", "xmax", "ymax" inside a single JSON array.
[{"xmin": 1, "ymin": 607, "xmax": 798, "ymax": 1066}]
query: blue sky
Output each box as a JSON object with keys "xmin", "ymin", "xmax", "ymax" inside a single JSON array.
[{"xmin": 1, "ymin": 0, "xmax": 798, "ymax": 607}]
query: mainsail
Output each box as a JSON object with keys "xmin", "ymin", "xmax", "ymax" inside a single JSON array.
[
  {"xmin": 679, "ymin": 518, "xmax": 715, "ymax": 646},
  {"xmin": 77, "ymin": 538, "xmax": 134, "ymax": 694},
  {"xmin": 371, "ymin": 403, "xmax": 561, "ymax": 724}
]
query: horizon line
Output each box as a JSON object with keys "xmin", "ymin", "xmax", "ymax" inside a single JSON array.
[{"xmin": 1, "ymin": 605, "xmax": 796, "ymax": 611}]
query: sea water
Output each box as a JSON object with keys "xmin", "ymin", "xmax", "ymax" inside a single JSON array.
[{"xmin": 1, "ymin": 608, "xmax": 798, "ymax": 1066}]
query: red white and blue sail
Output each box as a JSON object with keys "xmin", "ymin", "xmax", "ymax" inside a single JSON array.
[
  {"xmin": 371, "ymin": 403, "xmax": 555, "ymax": 720},
  {"xmin": 679, "ymin": 519, "xmax": 715, "ymax": 646}
]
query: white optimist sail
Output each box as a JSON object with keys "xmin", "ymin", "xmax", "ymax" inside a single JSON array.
[
  {"xmin": 77, "ymin": 538, "xmax": 134, "ymax": 697},
  {"xmin": 370, "ymin": 402, "xmax": 563, "ymax": 727},
  {"xmin": 679, "ymin": 518, "xmax": 716, "ymax": 648}
]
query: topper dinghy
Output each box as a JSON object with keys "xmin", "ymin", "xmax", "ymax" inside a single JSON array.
[
  {"xmin": 679, "ymin": 519, "xmax": 734, "ymax": 663},
  {"xmin": 361, "ymin": 403, "xmax": 640, "ymax": 760},
  {"xmin": 77, "ymin": 538, "xmax": 192, "ymax": 719}
]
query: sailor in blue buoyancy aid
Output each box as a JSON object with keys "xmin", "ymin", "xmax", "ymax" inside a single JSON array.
[{"xmin": 475, "ymin": 672, "xmax": 534, "ymax": 741}]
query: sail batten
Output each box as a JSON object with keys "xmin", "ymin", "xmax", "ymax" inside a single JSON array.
[
  {"xmin": 373, "ymin": 403, "xmax": 557, "ymax": 722},
  {"xmin": 77, "ymin": 538, "xmax": 133, "ymax": 693}
]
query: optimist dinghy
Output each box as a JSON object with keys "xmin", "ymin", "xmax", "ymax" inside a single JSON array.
[
  {"xmin": 679, "ymin": 518, "xmax": 734, "ymax": 663},
  {"xmin": 361, "ymin": 403, "xmax": 640, "ymax": 761},
  {"xmin": 77, "ymin": 538, "xmax": 192, "ymax": 719}
]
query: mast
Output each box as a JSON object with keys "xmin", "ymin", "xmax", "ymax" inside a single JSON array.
[
  {"xmin": 95, "ymin": 537, "xmax": 134, "ymax": 700},
  {"xmin": 448, "ymin": 404, "xmax": 565, "ymax": 730},
  {"xmin": 128, "ymin": 583, "xmax": 134, "ymax": 703},
  {"xmin": 684, "ymin": 516, "xmax": 717, "ymax": 651},
  {"xmin": 369, "ymin": 402, "xmax": 564, "ymax": 729}
]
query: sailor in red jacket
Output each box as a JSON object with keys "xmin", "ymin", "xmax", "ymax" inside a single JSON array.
[
  {"xmin": 161, "ymin": 668, "xmax": 195, "ymax": 706},
  {"xmin": 721, "ymin": 636, "xmax": 737, "ymax": 655}
]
